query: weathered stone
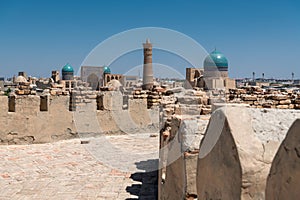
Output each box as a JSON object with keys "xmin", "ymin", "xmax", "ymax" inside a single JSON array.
[
  {"xmin": 276, "ymin": 105, "xmax": 289, "ymax": 109},
  {"xmin": 16, "ymin": 90, "xmax": 24, "ymax": 95},
  {"xmin": 50, "ymin": 90, "xmax": 56, "ymax": 95},
  {"xmin": 294, "ymin": 99, "xmax": 300, "ymax": 104},
  {"xmin": 197, "ymin": 107, "xmax": 300, "ymax": 200},
  {"xmin": 266, "ymin": 119, "xmax": 300, "ymax": 200},
  {"xmin": 177, "ymin": 97, "xmax": 201, "ymax": 105},
  {"xmin": 262, "ymin": 102, "xmax": 273, "ymax": 108},
  {"xmin": 272, "ymin": 95, "xmax": 288, "ymax": 100},
  {"xmin": 278, "ymin": 99, "xmax": 291, "ymax": 105},
  {"xmin": 200, "ymin": 108, "xmax": 211, "ymax": 115},
  {"xmin": 242, "ymin": 95, "xmax": 257, "ymax": 101}
]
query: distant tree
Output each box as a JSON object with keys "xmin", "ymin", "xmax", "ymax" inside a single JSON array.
[{"xmin": 4, "ymin": 88, "xmax": 11, "ymax": 96}]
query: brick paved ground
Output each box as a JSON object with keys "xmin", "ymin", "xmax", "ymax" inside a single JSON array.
[{"xmin": 0, "ymin": 134, "xmax": 159, "ymax": 200}]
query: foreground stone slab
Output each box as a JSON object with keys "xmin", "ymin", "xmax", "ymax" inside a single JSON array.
[
  {"xmin": 197, "ymin": 107, "xmax": 300, "ymax": 200},
  {"xmin": 159, "ymin": 116, "xmax": 209, "ymax": 200},
  {"xmin": 266, "ymin": 119, "xmax": 300, "ymax": 200}
]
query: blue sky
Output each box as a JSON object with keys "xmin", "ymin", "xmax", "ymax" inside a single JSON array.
[{"xmin": 0, "ymin": 0, "xmax": 299, "ymax": 79}]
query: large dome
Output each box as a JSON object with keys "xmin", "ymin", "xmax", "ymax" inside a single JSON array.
[
  {"xmin": 204, "ymin": 50, "xmax": 228, "ymax": 68},
  {"xmin": 62, "ymin": 64, "xmax": 74, "ymax": 73},
  {"xmin": 103, "ymin": 66, "xmax": 111, "ymax": 74}
]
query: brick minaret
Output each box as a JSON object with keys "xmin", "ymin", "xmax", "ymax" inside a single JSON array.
[{"xmin": 142, "ymin": 39, "xmax": 154, "ymax": 90}]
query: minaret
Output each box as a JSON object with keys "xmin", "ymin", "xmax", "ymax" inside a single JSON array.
[{"xmin": 142, "ymin": 39, "xmax": 154, "ymax": 90}]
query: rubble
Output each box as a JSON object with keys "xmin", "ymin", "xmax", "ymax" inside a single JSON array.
[{"xmin": 228, "ymin": 87, "xmax": 300, "ymax": 109}]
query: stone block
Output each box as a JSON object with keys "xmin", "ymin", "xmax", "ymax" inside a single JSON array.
[
  {"xmin": 276, "ymin": 105, "xmax": 289, "ymax": 109},
  {"xmin": 242, "ymin": 95, "xmax": 257, "ymax": 101},
  {"xmin": 279, "ymin": 99, "xmax": 291, "ymax": 105},
  {"xmin": 16, "ymin": 90, "xmax": 24, "ymax": 95},
  {"xmin": 177, "ymin": 96, "xmax": 201, "ymax": 105},
  {"xmin": 197, "ymin": 107, "xmax": 300, "ymax": 199},
  {"xmin": 200, "ymin": 107, "xmax": 211, "ymax": 115},
  {"xmin": 272, "ymin": 95, "xmax": 288, "ymax": 100}
]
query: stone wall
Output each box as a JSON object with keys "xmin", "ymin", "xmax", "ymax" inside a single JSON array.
[
  {"xmin": 0, "ymin": 90, "xmax": 159, "ymax": 144},
  {"xmin": 0, "ymin": 95, "xmax": 76, "ymax": 144},
  {"xmin": 158, "ymin": 88, "xmax": 210, "ymax": 199},
  {"xmin": 228, "ymin": 87, "xmax": 300, "ymax": 109},
  {"xmin": 159, "ymin": 103, "xmax": 300, "ymax": 199}
]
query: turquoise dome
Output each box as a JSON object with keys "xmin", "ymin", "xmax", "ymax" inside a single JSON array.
[
  {"xmin": 204, "ymin": 50, "xmax": 228, "ymax": 68},
  {"xmin": 103, "ymin": 66, "xmax": 111, "ymax": 74},
  {"xmin": 62, "ymin": 64, "xmax": 74, "ymax": 73}
]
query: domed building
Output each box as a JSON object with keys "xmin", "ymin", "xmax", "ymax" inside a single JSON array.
[
  {"xmin": 204, "ymin": 49, "xmax": 229, "ymax": 78},
  {"xmin": 62, "ymin": 63, "xmax": 74, "ymax": 80},
  {"xmin": 103, "ymin": 66, "xmax": 123, "ymax": 87},
  {"xmin": 185, "ymin": 49, "xmax": 236, "ymax": 90}
]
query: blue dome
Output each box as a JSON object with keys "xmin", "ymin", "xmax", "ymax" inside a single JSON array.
[
  {"xmin": 62, "ymin": 64, "xmax": 74, "ymax": 73},
  {"xmin": 204, "ymin": 50, "xmax": 228, "ymax": 68},
  {"xmin": 103, "ymin": 66, "xmax": 111, "ymax": 74}
]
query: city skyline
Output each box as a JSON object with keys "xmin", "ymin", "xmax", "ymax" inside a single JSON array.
[{"xmin": 0, "ymin": 0, "xmax": 299, "ymax": 79}]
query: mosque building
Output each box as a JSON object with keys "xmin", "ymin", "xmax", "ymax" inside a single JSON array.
[
  {"xmin": 103, "ymin": 66, "xmax": 122, "ymax": 87},
  {"xmin": 61, "ymin": 63, "xmax": 74, "ymax": 80},
  {"xmin": 60, "ymin": 63, "xmax": 76, "ymax": 91},
  {"xmin": 186, "ymin": 49, "xmax": 236, "ymax": 90},
  {"xmin": 80, "ymin": 65, "xmax": 123, "ymax": 90}
]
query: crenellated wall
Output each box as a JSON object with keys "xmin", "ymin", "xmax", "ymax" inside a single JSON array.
[
  {"xmin": 0, "ymin": 95, "xmax": 76, "ymax": 144},
  {"xmin": 0, "ymin": 92, "xmax": 159, "ymax": 144}
]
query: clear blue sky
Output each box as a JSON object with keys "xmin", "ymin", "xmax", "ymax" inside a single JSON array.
[{"xmin": 0, "ymin": 0, "xmax": 299, "ymax": 79}]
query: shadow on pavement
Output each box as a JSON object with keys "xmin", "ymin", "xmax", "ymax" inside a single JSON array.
[{"xmin": 126, "ymin": 159, "xmax": 158, "ymax": 200}]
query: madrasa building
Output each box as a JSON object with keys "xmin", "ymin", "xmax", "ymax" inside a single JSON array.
[{"xmin": 186, "ymin": 49, "xmax": 236, "ymax": 90}]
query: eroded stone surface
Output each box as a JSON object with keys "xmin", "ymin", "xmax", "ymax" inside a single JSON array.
[
  {"xmin": 266, "ymin": 119, "xmax": 300, "ymax": 200},
  {"xmin": 197, "ymin": 106, "xmax": 300, "ymax": 200}
]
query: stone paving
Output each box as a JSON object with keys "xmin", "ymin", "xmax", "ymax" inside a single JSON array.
[{"xmin": 0, "ymin": 133, "xmax": 159, "ymax": 200}]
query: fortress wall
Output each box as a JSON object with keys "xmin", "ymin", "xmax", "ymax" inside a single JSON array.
[
  {"xmin": 97, "ymin": 110, "xmax": 121, "ymax": 134},
  {"xmin": 0, "ymin": 95, "xmax": 77, "ymax": 144},
  {"xmin": 0, "ymin": 96, "xmax": 8, "ymax": 117},
  {"xmin": 196, "ymin": 107, "xmax": 300, "ymax": 200},
  {"xmin": 128, "ymin": 98, "xmax": 151, "ymax": 127},
  {"xmin": 0, "ymin": 91, "xmax": 159, "ymax": 144},
  {"xmin": 15, "ymin": 95, "xmax": 40, "ymax": 113},
  {"xmin": 35, "ymin": 95, "xmax": 76, "ymax": 143}
]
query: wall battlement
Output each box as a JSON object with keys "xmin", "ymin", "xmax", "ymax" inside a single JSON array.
[{"xmin": 0, "ymin": 92, "xmax": 159, "ymax": 144}]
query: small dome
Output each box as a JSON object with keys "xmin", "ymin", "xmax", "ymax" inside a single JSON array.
[
  {"xmin": 15, "ymin": 76, "xmax": 27, "ymax": 83},
  {"xmin": 62, "ymin": 64, "xmax": 74, "ymax": 73},
  {"xmin": 204, "ymin": 50, "xmax": 228, "ymax": 68},
  {"xmin": 103, "ymin": 66, "xmax": 111, "ymax": 74}
]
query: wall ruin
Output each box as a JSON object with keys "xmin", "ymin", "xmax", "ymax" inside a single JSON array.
[{"xmin": 159, "ymin": 98, "xmax": 300, "ymax": 199}]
